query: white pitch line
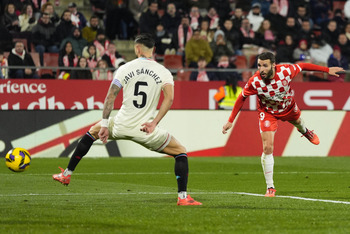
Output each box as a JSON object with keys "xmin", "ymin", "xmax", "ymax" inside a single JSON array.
[
  {"xmin": 0, "ymin": 171, "xmax": 348, "ymax": 176},
  {"xmin": 234, "ymin": 192, "xmax": 350, "ymax": 205},
  {"xmin": 0, "ymin": 191, "xmax": 349, "ymax": 205}
]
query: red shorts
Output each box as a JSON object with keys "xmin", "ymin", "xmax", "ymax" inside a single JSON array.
[{"xmin": 258, "ymin": 102, "xmax": 301, "ymax": 132}]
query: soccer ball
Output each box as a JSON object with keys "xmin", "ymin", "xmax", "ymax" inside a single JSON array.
[{"xmin": 5, "ymin": 148, "xmax": 31, "ymax": 172}]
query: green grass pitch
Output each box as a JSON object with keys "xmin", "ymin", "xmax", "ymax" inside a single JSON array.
[{"xmin": 1, "ymin": 157, "xmax": 350, "ymax": 233}]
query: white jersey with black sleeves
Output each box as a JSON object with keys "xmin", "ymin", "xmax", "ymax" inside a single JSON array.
[{"xmin": 111, "ymin": 57, "xmax": 174, "ymax": 128}]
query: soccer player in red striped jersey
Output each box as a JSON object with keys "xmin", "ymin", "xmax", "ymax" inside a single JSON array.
[{"xmin": 222, "ymin": 52, "xmax": 344, "ymax": 197}]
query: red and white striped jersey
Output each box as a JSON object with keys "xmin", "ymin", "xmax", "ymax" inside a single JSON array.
[{"xmin": 242, "ymin": 63, "xmax": 328, "ymax": 114}]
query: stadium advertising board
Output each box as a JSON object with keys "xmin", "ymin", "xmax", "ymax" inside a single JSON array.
[
  {"xmin": 0, "ymin": 110, "xmax": 349, "ymax": 158},
  {"xmin": 0, "ymin": 80, "xmax": 349, "ymax": 110}
]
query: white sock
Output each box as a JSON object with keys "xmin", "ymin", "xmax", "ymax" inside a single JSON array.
[
  {"xmin": 178, "ymin": 191, "xmax": 187, "ymax": 199},
  {"xmin": 261, "ymin": 153, "xmax": 274, "ymax": 188},
  {"xmin": 294, "ymin": 118, "xmax": 307, "ymax": 133},
  {"xmin": 63, "ymin": 168, "xmax": 73, "ymax": 177}
]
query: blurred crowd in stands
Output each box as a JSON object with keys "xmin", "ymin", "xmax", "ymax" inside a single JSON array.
[{"xmin": 0, "ymin": 0, "xmax": 350, "ymax": 82}]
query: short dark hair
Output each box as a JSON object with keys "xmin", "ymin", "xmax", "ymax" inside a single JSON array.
[
  {"xmin": 90, "ymin": 15, "xmax": 99, "ymax": 20},
  {"xmin": 258, "ymin": 52, "xmax": 275, "ymax": 64},
  {"xmin": 41, "ymin": 12, "xmax": 49, "ymax": 17},
  {"xmin": 134, "ymin": 33, "xmax": 155, "ymax": 48},
  {"xmin": 14, "ymin": 41, "xmax": 24, "ymax": 47},
  {"xmin": 149, "ymin": 1, "xmax": 158, "ymax": 6},
  {"xmin": 198, "ymin": 56, "xmax": 206, "ymax": 61}
]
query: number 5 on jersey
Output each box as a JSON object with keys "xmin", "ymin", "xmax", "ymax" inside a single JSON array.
[{"xmin": 133, "ymin": 81, "xmax": 148, "ymax": 108}]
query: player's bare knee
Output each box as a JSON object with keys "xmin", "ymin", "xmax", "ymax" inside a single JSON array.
[
  {"xmin": 290, "ymin": 117, "xmax": 302, "ymax": 126},
  {"xmin": 162, "ymin": 143, "xmax": 186, "ymax": 156},
  {"xmin": 88, "ymin": 124, "xmax": 101, "ymax": 139},
  {"xmin": 263, "ymin": 145, "xmax": 273, "ymax": 155},
  {"xmin": 179, "ymin": 145, "xmax": 187, "ymax": 154},
  {"xmin": 173, "ymin": 141, "xmax": 186, "ymax": 154}
]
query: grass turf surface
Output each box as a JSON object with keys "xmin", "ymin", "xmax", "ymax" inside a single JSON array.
[{"xmin": 1, "ymin": 157, "xmax": 350, "ymax": 233}]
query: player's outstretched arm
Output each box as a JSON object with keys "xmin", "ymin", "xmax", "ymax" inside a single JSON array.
[
  {"xmin": 99, "ymin": 83, "xmax": 121, "ymax": 143},
  {"xmin": 328, "ymin": 67, "xmax": 345, "ymax": 77},
  {"xmin": 141, "ymin": 84, "xmax": 174, "ymax": 134},
  {"xmin": 222, "ymin": 93, "xmax": 246, "ymax": 134},
  {"xmin": 102, "ymin": 83, "xmax": 121, "ymax": 120},
  {"xmin": 297, "ymin": 63, "xmax": 345, "ymax": 76}
]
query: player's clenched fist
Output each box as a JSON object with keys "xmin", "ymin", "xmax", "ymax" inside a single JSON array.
[{"xmin": 98, "ymin": 128, "xmax": 109, "ymax": 143}]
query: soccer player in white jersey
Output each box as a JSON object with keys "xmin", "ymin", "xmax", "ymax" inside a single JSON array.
[
  {"xmin": 222, "ymin": 52, "xmax": 344, "ymax": 197},
  {"xmin": 53, "ymin": 34, "xmax": 201, "ymax": 206}
]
